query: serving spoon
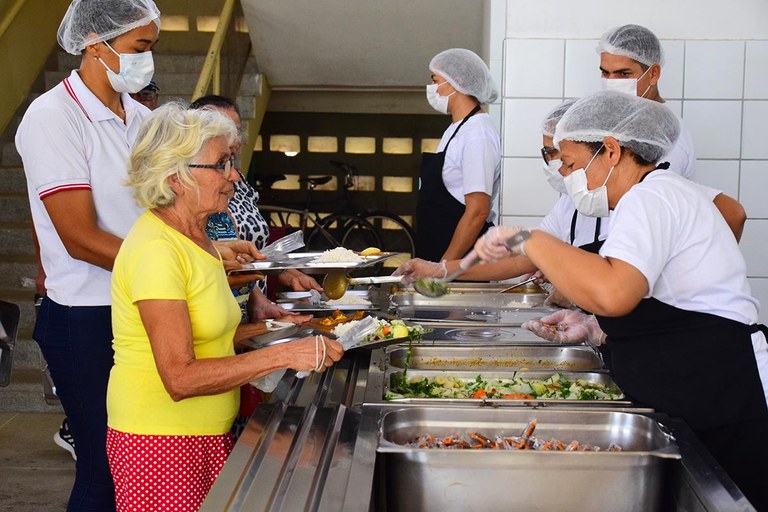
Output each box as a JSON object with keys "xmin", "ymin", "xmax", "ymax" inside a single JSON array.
[
  {"xmin": 413, "ymin": 230, "xmax": 532, "ymax": 298},
  {"xmin": 323, "ymin": 272, "xmax": 404, "ymax": 300}
]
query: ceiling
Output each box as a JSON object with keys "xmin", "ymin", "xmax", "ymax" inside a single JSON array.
[{"xmin": 240, "ymin": 0, "xmax": 490, "ymax": 113}]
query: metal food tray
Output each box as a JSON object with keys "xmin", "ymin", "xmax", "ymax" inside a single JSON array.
[
  {"xmin": 229, "ymin": 251, "xmax": 397, "ymax": 274},
  {"xmin": 385, "ymin": 345, "xmax": 604, "ymax": 371},
  {"xmin": 391, "ymin": 291, "xmax": 548, "ymax": 309},
  {"xmin": 278, "ymin": 302, "xmax": 379, "ymax": 312},
  {"xmin": 396, "ymin": 306, "xmax": 555, "ymax": 327},
  {"xmin": 377, "ymin": 408, "xmax": 678, "ymax": 512},
  {"xmin": 425, "ymin": 326, "xmax": 561, "ymax": 344},
  {"xmin": 375, "ymin": 369, "xmax": 630, "ymax": 407},
  {"xmin": 411, "ymin": 282, "xmax": 543, "ymax": 294}
]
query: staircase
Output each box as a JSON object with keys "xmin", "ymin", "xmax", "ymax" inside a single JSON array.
[{"xmin": 0, "ymin": 50, "xmax": 262, "ymax": 412}]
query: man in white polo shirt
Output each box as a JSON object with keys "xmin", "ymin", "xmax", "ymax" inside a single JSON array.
[{"xmin": 15, "ymin": 1, "xmax": 160, "ymax": 509}]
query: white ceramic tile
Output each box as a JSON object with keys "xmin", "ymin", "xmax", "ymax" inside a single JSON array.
[
  {"xmin": 501, "ymin": 157, "xmax": 560, "ymax": 216},
  {"xmin": 748, "ymin": 278, "xmax": 768, "ymax": 325},
  {"xmin": 659, "ymin": 40, "xmax": 684, "ymax": 100},
  {"xmin": 684, "ymin": 41, "xmax": 745, "ymax": 99},
  {"xmin": 741, "ymin": 219, "xmax": 768, "ymax": 277},
  {"xmin": 742, "ymin": 101, "xmax": 768, "ymax": 159},
  {"xmin": 682, "ymin": 101, "xmax": 742, "ymax": 159},
  {"xmin": 745, "ymin": 41, "xmax": 768, "ymax": 100},
  {"xmin": 665, "ymin": 100, "xmax": 682, "ymax": 117},
  {"xmin": 504, "ymin": 39, "xmax": 564, "ymax": 98},
  {"xmin": 693, "ymin": 160, "xmax": 740, "ymax": 198},
  {"xmin": 500, "ymin": 215, "xmax": 544, "ymax": 230},
  {"xmin": 489, "ymin": 0, "xmax": 506, "ymax": 62},
  {"xmin": 740, "ymin": 160, "xmax": 768, "ymax": 219},
  {"xmin": 502, "ymin": 98, "xmax": 562, "ymax": 157},
  {"xmin": 564, "ymin": 39, "xmax": 603, "ymax": 97}
]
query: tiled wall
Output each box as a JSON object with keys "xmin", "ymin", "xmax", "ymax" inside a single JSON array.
[{"xmin": 498, "ymin": 37, "xmax": 768, "ymax": 323}]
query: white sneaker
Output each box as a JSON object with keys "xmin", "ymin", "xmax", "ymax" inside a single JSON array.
[{"xmin": 53, "ymin": 418, "xmax": 76, "ymax": 461}]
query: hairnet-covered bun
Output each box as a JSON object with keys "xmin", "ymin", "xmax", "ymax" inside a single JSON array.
[
  {"xmin": 596, "ymin": 24, "xmax": 663, "ymax": 68},
  {"xmin": 553, "ymin": 90, "xmax": 679, "ymax": 163},
  {"xmin": 58, "ymin": 0, "xmax": 160, "ymax": 55},
  {"xmin": 429, "ymin": 48, "xmax": 498, "ymax": 104},
  {"xmin": 541, "ymin": 98, "xmax": 578, "ymax": 137}
]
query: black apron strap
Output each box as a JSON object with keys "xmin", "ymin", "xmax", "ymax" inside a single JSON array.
[{"xmin": 444, "ymin": 104, "xmax": 482, "ymax": 151}]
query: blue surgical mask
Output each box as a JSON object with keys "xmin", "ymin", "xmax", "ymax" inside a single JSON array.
[{"xmin": 98, "ymin": 41, "xmax": 154, "ymax": 94}]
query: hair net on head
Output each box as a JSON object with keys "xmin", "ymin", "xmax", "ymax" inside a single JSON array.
[
  {"xmin": 429, "ymin": 48, "xmax": 498, "ymax": 104},
  {"xmin": 596, "ymin": 24, "xmax": 663, "ymax": 68},
  {"xmin": 553, "ymin": 90, "xmax": 680, "ymax": 164},
  {"xmin": 58, "ymin": 0, "xmax": 160, "ymax": 55},
  {"xmin": 541, "ymin": 98, "xmax": 579, "ymax": 137}
]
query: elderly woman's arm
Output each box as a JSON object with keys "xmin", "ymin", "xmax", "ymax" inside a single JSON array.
[{"xmin": 137, "ymin": 299, "xmax": 342, "ymax": 401}]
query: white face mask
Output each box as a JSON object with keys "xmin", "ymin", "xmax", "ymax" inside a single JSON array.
[
  {"xmin": 601, "ymin": 66, "xmax": 652, "ymax": 98},
  {"xmin": 542, "ymin": 159, "xmax": 566, "ymax": 194},
  {"xmin": 563, "ymin": 147, "xmax": 615, "ymax": 217},
  {"xmin": 98, "ymin": 41, "xmax": 155, "ymax": 94},
  {"xmin": 426, "ymin": 82, "xmax": 455, "ymax": 114}
]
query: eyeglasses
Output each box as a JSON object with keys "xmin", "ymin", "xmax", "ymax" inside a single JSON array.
[
  {"xmin": 540, "ymin": 146, "xmax": 557, "ymax": 164},
  {"xmin": 188, "ymin": 157, "xmax": 236, "ymax": 177}
]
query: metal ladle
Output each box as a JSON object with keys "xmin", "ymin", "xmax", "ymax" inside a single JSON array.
[
  {"xmin": 323, "ymin": 272, "xmax": 404, "ymax": 300},
  {"xmin": 412, "ymin": 230, "xmax": 532, "ymax": 298}
]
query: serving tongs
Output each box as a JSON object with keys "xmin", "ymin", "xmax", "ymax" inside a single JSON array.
[{"xmin": 413, "ymin": 231, "xmax": 532, "ymax": 298}]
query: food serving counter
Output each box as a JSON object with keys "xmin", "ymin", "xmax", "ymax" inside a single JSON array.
[{"xmin": 200, "ymin": 346, "xmax": 756, "ymax": 511}]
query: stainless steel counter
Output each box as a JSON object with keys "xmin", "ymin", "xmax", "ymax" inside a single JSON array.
[{"xmin": 201, "ymin": 347, "xmax": 756, "ymax": 512}]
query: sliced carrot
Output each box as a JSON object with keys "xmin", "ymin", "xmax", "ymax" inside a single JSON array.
[
  {"xmin": 472, "ymin": 389, "xmax": 487, "ymax": 399},
  {"xmin": 502, "ymin": 393, "xmax": 534, "ymax": 399}
]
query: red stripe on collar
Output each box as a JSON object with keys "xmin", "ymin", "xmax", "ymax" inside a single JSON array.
[{"xmin": 63, "ymin": 78, "xmax": 92, "ymax": 123}]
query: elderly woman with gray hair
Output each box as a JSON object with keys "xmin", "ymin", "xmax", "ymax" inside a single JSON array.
[
  {"xmin": 472, "ymin": 90, "xmax": 768, "ymax": 510},
  {"xmin": 106, "ymin": 102, "xmax": 343, "ymax": 512}
]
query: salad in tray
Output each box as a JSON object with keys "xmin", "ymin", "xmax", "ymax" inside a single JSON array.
[
  {"xmin": 333, "ymin": 318, "xmax": 426, "ymax": 345},
  {"xmin": 386, "ymin": 373, "xmax": 624, "ymax": 401}
]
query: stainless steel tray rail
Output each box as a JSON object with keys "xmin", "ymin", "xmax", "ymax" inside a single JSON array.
[{"xmin": 201, "ymin": 350, "xmax": 756, "ymax": 512}]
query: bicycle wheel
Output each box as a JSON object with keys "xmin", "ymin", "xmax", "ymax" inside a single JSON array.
[
  {"xmin": 257, "ymin": 205, "xmax": 305, "ymax": 230},
  {"xmin": 306, "ymin": 214, "xmax": 379, "ymax": 253},
  {"xmin": 356, "ymin": 212, "xmax": 416, "ymax": 269}
]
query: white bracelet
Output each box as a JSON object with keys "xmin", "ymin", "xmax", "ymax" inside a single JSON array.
[
  {"xmin": 314, "ymin": 335, "xmax": 320, "ymax": 372},
  {"xmin": 314, "ymin": 335, "xmax": 327, "ymax": 372}
]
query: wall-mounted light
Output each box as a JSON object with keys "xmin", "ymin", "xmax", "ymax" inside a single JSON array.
[{"xmin": 269, "ymin": 135, "xmax": 301, "ymax": 157}]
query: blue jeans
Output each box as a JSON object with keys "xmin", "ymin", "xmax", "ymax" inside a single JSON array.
[{"xmin": 35, "ymin": 297, "xmax": 116, "ymax": 511}]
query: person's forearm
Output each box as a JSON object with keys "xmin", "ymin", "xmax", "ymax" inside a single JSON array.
[
  {"xmin": 62, "ymin": 230, "xmax": 123, "ymax": 271},
  {"xmin": 442, "ymin": 211, "xmax": 487, "ymax": 260},
  {"xmin": 457, "ymin": 254, "xmax": 537, "ymax": 281},
  {"xmin": 160, "ymin": 346, "xmax": 289, "ymax": 401}
]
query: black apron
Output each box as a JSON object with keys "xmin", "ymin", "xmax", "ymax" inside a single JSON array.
[
  {"xmin": 597, "ymin": 299, "xmax": 768, "ymax": 430},
  {"xmin": 569, "ymin": 211, "xmax": 603, "ymax": 254},
  {"xmin": 415, "ymin": 105, "xmax": 493, "ymax": 261}
]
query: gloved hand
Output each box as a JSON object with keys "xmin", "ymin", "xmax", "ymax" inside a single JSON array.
[
  {"xmin": 392, "ymin": 258, "xmax": 447, "ymax": 286},
  {"xmin": 474, "ymin": 226, "xmax": 528, "ymax": 262},
  {"xmin": 543, "ymin": 286, "xmax": 576, "ymax": 309},
  {"xmin": 521, "ymin": 309, "xmax": 604, "ymax": 346}
]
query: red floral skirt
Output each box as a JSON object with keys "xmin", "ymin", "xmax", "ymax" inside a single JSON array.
[{"xmin": 106, "ymin": 428, "xmax": 234, "ymax": 512}]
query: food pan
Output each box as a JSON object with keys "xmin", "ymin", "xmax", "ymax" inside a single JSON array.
[
  {"xmin": 382, "ymin": 369, "xmax": 629, "ymax": 406},
  {"xmin": 385, "ymin": 345, "xmax": 604, "ymax": 371},
  {"xmin": 376, "ymin": 408, "xmax": 679, "ymax": 512},
  {"xmin": 395, "ymin": 307, "xmax": 552, "ymax": 327},
  {"xmin": 390, "ymin": 292, "xmax": 547, "ymax": 309}
]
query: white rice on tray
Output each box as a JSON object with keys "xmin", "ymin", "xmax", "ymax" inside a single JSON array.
[
  {"xmin": 326, "ymin": 294, "xmax": 372, "ymax": 306},
  {"xmin": 313, "ymin": 247, "xmax": 365, "ymax": 263}
]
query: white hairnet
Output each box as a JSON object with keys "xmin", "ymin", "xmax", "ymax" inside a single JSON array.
[
  {"xmin": 429, "ymin": 48, "xmax": 498, "ymax": 104},
  {"xmin": 553, "ymin": 90, "xmax": 680, "ymax": 164},
  {"xmin": 596, "ymin": 24, "xmax": 664, "ymax": 68},
  {"xmin": 58, "ymin": 0, "xmax": 160, "ymax": 55},
  {"xmin": 541, "ymin": 98, "xmax": 578, "ymax": 137}
]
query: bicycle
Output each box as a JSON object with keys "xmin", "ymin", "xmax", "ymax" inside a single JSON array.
[{"xmin": 254, "ymin": 161, "xmax": 416, "ymax": 270}]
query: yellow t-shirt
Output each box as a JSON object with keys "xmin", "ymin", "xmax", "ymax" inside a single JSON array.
[{"xmin": 108, "ymin": 211, "xmax": 241, "ymax": 435}]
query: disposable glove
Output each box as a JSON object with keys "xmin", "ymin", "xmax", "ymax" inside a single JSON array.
[
  {"xmin": 522, "ymin": 309, "xmax": 604, "ymax": 346},
  {"xmin": 474, "ymin": 226, "xmax": 528, "ymax": 262}
]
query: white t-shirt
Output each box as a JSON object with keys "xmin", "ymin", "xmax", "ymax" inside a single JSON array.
[
  {"xmin": 600, "ymin": 171, "xmax": 757, "ymax": 325},
  {"xmin": 16, "ymin": 70, "xmax": 149, "ymax": 306},
  {"xmin": 663, "ymin": 110, "xmax": 696, "ymax": 180},
  {"xmin": 538, "ymin": 180, "xmax": 720, "ymax": 248},
  {"xmin": 437, "ymin": 112, "xmax": 501, "ymax": 223}
]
